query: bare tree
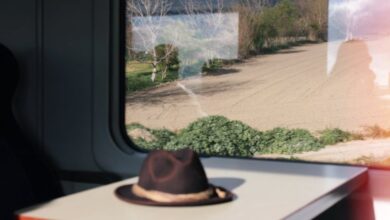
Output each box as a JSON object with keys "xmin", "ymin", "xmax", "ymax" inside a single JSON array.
[
  {"xmin": 231, "ymin": 0, "xmax": 269, "ymax": 58},
  {"xmin": 296, "ymin": 0, "xmax": 328, "ymax": 41},
  {"xmin": 239, "ymin": 0, "xmax": 269, "ymax": 10},
  {"xmin": 127, "ymin": 0, "xmax": 178, "ymax": 81},
  {"xmin": 183, "ymin": 0, "xmax": 226, "ymax": 41},
  {"xmin": 183, "ymin": 0, "xmax": 231, "ymax": 69}
]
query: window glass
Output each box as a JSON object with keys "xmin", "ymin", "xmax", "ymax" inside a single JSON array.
[{"xmin": 125, "ymin": 0, "xmax": 390, "ymax": 167}]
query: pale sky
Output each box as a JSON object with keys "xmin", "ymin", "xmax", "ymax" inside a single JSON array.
[{"xmin": 328, "ymin": 0, "xmax": 390, "ymax": 88}]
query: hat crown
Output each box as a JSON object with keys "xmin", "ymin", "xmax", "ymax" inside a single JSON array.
[{"xmin": 138, "ymin": 149, "xmax": 209, "ymax": 194}]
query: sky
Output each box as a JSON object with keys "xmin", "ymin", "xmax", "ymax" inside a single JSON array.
[
  {"xmin": 329, "ymin": 0, "xmax": 390, "ymax": 40},
  {"xmin": 328, "ymin": 0, "xmax": 390, "ymax": 87}
]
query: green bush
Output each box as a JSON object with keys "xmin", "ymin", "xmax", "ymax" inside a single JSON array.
[
  {"xmin": 318, "ymin": 128, "xmax": 356, "ymax": 145},
  {"xmin": 164, "ymin": 116, "xmax": 263, "ymax": 157},
  {"xmin": 261, "ymin": 128, "xmax": 323, "ymax": 154},
  {"xmin": 155, "ymin": 44, "xmax": 179, "ymax": 72},
  {"xmin": 126, "ymin": 70, "xmax": 178, "ymax": 93},
  {"xmin": 127, "ymin": 118, "xmax": 338, "ymax": 157},
  {"xmin": 202, "ymin": 59, "xmax": 224, "ymax": 72}
]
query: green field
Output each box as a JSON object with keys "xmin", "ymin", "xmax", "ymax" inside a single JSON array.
[{"xmin": 126, "ymin": 61, "xmax": 178, "ymax": 93}]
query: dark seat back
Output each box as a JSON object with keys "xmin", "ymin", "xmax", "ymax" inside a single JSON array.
[{"xmin": 0, "ymin": 44, "xmax": 62, "ymax": 219}]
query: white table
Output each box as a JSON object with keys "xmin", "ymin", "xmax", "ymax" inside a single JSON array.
[{"xmin": 17, "ymin": 158, "xmax": 367, "ymax": 220}]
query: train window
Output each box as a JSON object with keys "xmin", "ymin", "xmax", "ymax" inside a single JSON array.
[{"xmin": 124, "ymin": 0, "xmax": 390, "ymax": 166}]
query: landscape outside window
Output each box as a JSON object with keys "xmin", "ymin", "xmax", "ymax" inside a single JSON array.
[{"xmin": 125, "ymin": 0, "xmax": 390, "ymax": 167}]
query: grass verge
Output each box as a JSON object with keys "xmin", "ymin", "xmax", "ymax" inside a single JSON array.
[{"xmin": 126, "ymin": 61, "xmax": 178, "ymax": 93}]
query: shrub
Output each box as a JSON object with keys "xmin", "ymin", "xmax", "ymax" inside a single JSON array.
[
  {"xmin": 164, "ymin": 116, "xmax": 263, "ymax": 157},
  {"xmin": 318, "ymin": 128, "xmax": 360, "ymax": 145},
  {"xmin": 362, "ymin": 125, "xmax": 390, "ymax": 139},
  {"xmin": 129, "ymin": 119, "xmax": 368, "ymax": 157},
  {"xmin": 126, "ymin": 69, "xmax": 178, "ymax": 93},
  {"xmin": 234, "ymin": 5, "xmax": 260, "ymax": 58},
  {"xmin": 202, "ymin": 59, "xmax": 224, "ymax": 72},
  {"xmin": 261, "ymin": 127, "xmax": 323, "ymax": 154},
  {"xmin": 155, "ymin": 44, "xmax": 179, "ymax": 79}
]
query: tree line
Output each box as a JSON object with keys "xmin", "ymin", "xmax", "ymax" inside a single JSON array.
[
  {"xmin": 238, "ymin": 0, "xmax": 328, "ymax": 58},
  {"xmin": 126, "ymin": 0, "xmax": 328, "ymax": 81}
]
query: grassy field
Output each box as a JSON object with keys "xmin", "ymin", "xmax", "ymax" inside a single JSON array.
[
  {"xmin": 126, "ymin": 61, "xmax": 178, "ymax": 93},
  {"xmin": 126, "ymin": 61, "xmax": 152, "ymax": 76}
]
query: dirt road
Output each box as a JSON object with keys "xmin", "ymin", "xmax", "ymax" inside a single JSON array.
[
  {"xmin": 256, "ymin": 138, "xmax": 390, "ymax": 164},
  {"xmin": 126, "ymin": 41, "xmax": 390, "ymax": 132}
]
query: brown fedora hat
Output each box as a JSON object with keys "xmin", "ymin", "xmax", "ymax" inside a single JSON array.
[{"xmin": 115, "ymin": 149, "xmax": 233, "ymax": 206}]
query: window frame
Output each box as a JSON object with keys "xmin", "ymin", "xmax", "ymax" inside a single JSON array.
[
  {"xmin": 109, "ymin": 0, "xmax": 148, "ymax": 155},
  {"xmin": 109, "ymin": 0, "xmax": 390, "ymax": 171}
]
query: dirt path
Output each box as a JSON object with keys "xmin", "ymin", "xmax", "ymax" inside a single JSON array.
[
  {"xmin": 126, "ymin": 41, "xmax": 390, "ymax": 132},
  {"xmin": 256, "ymin": 138, "xmax": 390, "ymax": 164}
]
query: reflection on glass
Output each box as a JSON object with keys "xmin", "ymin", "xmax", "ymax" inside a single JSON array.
[
  {"xmin": 130, "ymin": 12, "xmax": 238, "ymax": 78},
  {"xmin": 125, "ymin": 0, "xmax": 390, "ymax": 167},
  {"xmin": 328, "ymin": 0, "xmax": 390, "ymax": 87}
]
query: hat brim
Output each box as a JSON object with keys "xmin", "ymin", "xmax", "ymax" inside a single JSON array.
[{"xmin": 115, "ymin": 184, "xmax": 234, "ymax": 206}]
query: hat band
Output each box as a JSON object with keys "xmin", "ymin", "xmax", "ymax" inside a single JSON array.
[{"xmin": 132, "ymin": 184, "xmax": 214, "ymax": 203}]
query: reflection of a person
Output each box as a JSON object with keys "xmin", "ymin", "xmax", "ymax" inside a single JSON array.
[
  {"xmin": 328, "ymin": 40, "xmax": 375, "ymax": 98},
  {"xmin": 321, "ymin": 40, "xmax": 382, "ymax": 130}
]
